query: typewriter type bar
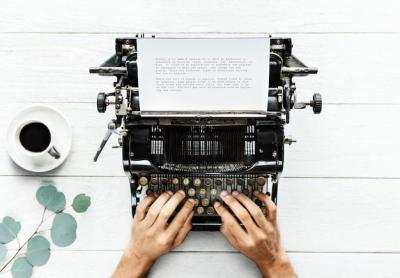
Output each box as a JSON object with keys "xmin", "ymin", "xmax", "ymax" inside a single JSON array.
[{"xmin": 91, "ymin": 34, "xmax": 321, "ymax": 231}]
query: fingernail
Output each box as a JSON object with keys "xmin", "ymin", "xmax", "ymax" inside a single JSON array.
[
  {"xmin": 232, "ymin": 191, "xmax": 239, "ymax": 196},
  {"xmin": 214, "ymin": 201, "xmax": 221, "ymax": 208},
  {"xmin": 178, "ymin": 190, "xmax": 186, "ymax": 196},
  {"xmin": 167, "ymin": 191, "xmax": 173, "ymax": 196},
  {"xmin": 187, "ymin": 198, "xmax": 195, "ymax": 204},
  {"xmin": 220, "ymin": 190, "xmax": 228, "ymax": 197}
]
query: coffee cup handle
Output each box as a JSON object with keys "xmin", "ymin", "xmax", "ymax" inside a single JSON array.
[{"xmin": 48, "ymin": 146, "xmax": 61, "ymax": 159}]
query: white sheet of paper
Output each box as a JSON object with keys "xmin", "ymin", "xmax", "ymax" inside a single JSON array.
[{"xmin": 137, "ymin": 37, "xmax": 270, "ymax": 116}]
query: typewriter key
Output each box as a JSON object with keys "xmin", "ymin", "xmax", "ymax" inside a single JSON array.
[
  {"xmin": 199, "ymin": 188, "xmax": 206, "ymax": 197},
  {"xmin": 196, "ymin": 207, "xmax": 205, "ymax": 215},
  {"xmin": 150, "ymin": 178, "xmax": 158, "ymax": 186},
  {"xmin": 256, "ymin": 176, "xmax": 266, "ymax": 186},
  {"xmin": 188, "ymin": 188, "xmax": 196, "ymax": 197},
  {"xmin": 146, "ymin": 189, "xmax": 153, "ymax": 196},
  {"xmin": 242, "ymin": 189, "xmax": 250, "ymax": 196},
  {"xmin": 139, "ymin": 176, "xmax": 148, "ymax": 186},
  {"xmin": 194, "ymin": 199, "xmax": 199, "ymax": 206},
  {"xmin": 247, "ymin": 179, "xmax": 255, "ymax": 186},
  {"xmin": 237, "ymin": 178, "xmax": 244, "ymax": 186},
  {"xmin": 210, "ymin": 188, "xmax": 217, "ymax": 196},
  {"xmin": 204, "ymin": 178, "xmax": 212, "ymax": 186},
  {"xmin": 172, "ymin": 177, "xmax": 179, "ymax": 185},
  {"xmin": 201, "ymin": 198, "xmax": 210, "ymax": 207},
  {"xmin": 226, "ymin": 178, "xmax": 233, "ymax": 185},
  {"xmin": 215, "ymin": 178, "xmax": 223, "ymax": 186},
  {"xmin": 206, "ymin": 207, "xmax": 215, "ymax": 215},
  {"xmin": 183, "ymin": 178, "xmax": 190, "ymax": 186},
  {"xmin": 157, "ymin": 189, "xmax": 163, "ymax": 195},
  {"xmin": 194, "ymin": 178, "xmax": 201, "ymax": 187},
  {"xmin": 161, "ymin": 178, "xmax": 168, "ymax": 186}
]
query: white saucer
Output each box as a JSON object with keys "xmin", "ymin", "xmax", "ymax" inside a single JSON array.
[{"xmin": 6, "ymin": 105, "xmax": 72, "ymax": 173}]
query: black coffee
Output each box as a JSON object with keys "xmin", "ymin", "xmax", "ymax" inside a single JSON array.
[{"xmin": 19, "ymin": 122, "xmax": 51, "ymax": 152}]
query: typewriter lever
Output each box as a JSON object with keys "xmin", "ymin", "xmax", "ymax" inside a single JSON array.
[{"xmin": 93, "ymin": 119, "xmax": 118, "ymax": 162}]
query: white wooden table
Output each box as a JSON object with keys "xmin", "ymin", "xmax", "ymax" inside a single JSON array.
[{"xmin": 1, "ymin": 0, "xmax": 400, "ymax": 277}]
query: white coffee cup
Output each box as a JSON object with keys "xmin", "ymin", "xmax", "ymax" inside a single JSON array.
[{"xmin": 15, "ymin": 120, "xmax": 61, "ymax": 160}]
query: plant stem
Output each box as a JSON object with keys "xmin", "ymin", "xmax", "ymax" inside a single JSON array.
[{"xmin": 0, "ymin": 208, "xmax": 47, "ymax": 273}]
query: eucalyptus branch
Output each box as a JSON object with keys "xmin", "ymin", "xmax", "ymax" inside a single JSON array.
[{"xmin": 0, "ymin": 208, "xmax": 47, "ymax": 273}]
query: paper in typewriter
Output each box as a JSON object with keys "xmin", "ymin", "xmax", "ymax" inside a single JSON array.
[{"xmin": 137, "ymin": 37, "xmax": 270, "ymax": 116}]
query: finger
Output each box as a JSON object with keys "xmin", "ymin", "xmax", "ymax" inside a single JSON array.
[
  {"xmin": 172, "ymin": 211, "xmax": 193, "ymax": 248},
  {"xmin": 220, "ymin": 223, "xmax": 239, "ymax": 249},
  {"xmin": 231, "ymin": 191, "xmax": 268, "ymax": 230},
  {"xmin": 214, "ymin": 201, "xmax": 247, "ymax": 239},
  {"xmin": 154, "ymin": 190, "xmax": 187, "ymax": 227},
  {"xmin": 135, "ymin": 195, "xmax": 157, "ymax": 222},
  {"xmin": 165, "ymin": 198, "xmax": 195, "ymax": 237},
  {"xmin": 220, "ymin": 191, "xmax": 258, "ymax": 231},
  {"xmin": 254, "ymin": 191, "xmax": 277, "ymax": 222},
  {"xmin": 143, "ymin": 191, "xmax": 174, "ymax": 226}
]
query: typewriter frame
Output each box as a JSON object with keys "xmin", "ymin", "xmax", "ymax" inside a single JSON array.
[{"xmin": 90, "ymin": 34, "xmax": 321, "ymax": 231}]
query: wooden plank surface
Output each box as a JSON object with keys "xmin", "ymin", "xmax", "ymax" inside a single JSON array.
[
  {"xmin": 1, "ymin": 176, "xmax": 399, "ymax": 253},
  {"xmin": 0, "ymin": 0, "xmax": 399, "ymax": 33},
  {"xmin": 2, "ymin": 251, "xmax": 400, "ymax": 278},
  {"xmin": 1, "ymin": 33, "xmax": 400, "ymax": 104},
  {"xmin": 0, "ymin": 102, "xmax": 398, "ymax": 178}
]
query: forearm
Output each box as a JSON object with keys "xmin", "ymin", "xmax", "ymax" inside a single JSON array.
[
  {"xmin": 113, "ymin": 242, "xmax": 155, "ymax": 278},
  {"xmin": 256, "ymin": 253, "xmax": 296, "ymax": 278}
]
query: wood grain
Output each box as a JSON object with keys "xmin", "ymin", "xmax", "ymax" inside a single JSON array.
[
  {"xmin": 0, "ymin": 0, "xmax": 399, "ymax": 33},
  {"xmin": 0, "ymin": 176, "xmax": 399, "ymax": 253},
  {"xmin": 1, "ymin": 34, "xmax": 400, "ymax": 104},
  {"xmin": 2, "ymin": 251, "xmax": 398, "ymax": 278}
]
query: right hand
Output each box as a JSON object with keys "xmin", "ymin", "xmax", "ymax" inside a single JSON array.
[{"xmin": 214, "ymin": 190, "xmax": 296, "ymax": 278}]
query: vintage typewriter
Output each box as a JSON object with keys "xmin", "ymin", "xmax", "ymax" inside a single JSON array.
[{"xmin": 90, "ymin": 34, "xmax": 321, "ymax": 230}]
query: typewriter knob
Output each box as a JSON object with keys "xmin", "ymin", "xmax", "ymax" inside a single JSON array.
[
  {"xmin": 310, "ymin": 93, "xmax": 322, "ymax": 114},
  {"xmin": 97, "ymin": 92, "xmax": 107, "ymax": 113}
]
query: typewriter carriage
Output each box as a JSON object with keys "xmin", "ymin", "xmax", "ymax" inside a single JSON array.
[{"xmin": 90, "ymin": 35, "xmax": 321, "ymax": 230}]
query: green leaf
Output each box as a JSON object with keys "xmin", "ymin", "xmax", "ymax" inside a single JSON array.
[
  {"xmin": 11, "ymin": 257, "xmax": 33, "ymax": 278},
  {"xmin": 0, "ymin": 243, "xmax": 6, "ymax": 262},
  {"xmin": 0, "ymin": 216, "xmax": 21, "ymax": 244},
  {"xmin": 72, "ymin": 194, "xmax": 91, "ymax": 213},
  {"xmin": 51, "ymin": 213, "xmax": 77, "ymax": 247},
  {"xmin": 26, "ymin": 235, "xmax": 51, "ymax": 266},
  {"xmin": 36, "ymin": 185, "xmax": 66, "ymax": 212}
]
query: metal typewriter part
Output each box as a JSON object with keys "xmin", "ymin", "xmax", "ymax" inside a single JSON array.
[{"xmin": 90, "ymin": 35, "xmax": 321, "ymax": 231}]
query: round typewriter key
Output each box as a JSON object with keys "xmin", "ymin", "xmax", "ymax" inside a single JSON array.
[
  {"xmin": 157, "ymin": 189, "xmax": 163, "ymax": 195},
  {"xmin": 204, "ymin": 178, "xmax": 212, "ymax": 186},
  {"xmin": 183, "ymin": 178, "xmax": 190, "ymax": 186},
  {"xmin": 138, "ymin": 176, "xmax": 148, "ymax": 186},
  {"xmin": 247, "ymin": 178, "xmax": 255, "ymax": 186},
  {"xmin": 150, "ymin": 178, "xmax": 158, "ymax": 186},
  {"xmin": 199, "ymin": 188, "xmax": 206, "ymax": 197},
  {"xmin": 201, "ymin": 198, "xmax": 210, "ymax": 207},
  {"xmin": 188, "ymin": 188, "xmax": 196, "ymax": 197},
  {"xmin": 237, "ymin": 178, "xmax": 244, "ymax": 186},
  {"xmin": 256, "ymin": 176, "xmax": 266, "ymax": 186},
  {"xmin": 242, "ymin": 189, "xmax": 249, "ymax": 196},
  {"xmin": 161, "ymin": 178, "xmax": 168, "ymax": 186},
  {"xmin": 194, "ymin": 178, "xmax": 201, "ymax": 187},
  {"xmin": 196, "ymin": 207, "xmax": 205, "ymax": 215},
  {"xmin": 206, "ymin": 207, "xmax": 215, "ymax": 215},
  {"xmin": 226, "ymin": 178, "xmax": 233, "ymax": 185},
  {"xmin": 172, "ymin": 177, "xmax": 179, "ymax": 185},
  {"xmin": 210, "ymin": 188, "xmax": 217, "ymax": 196},
  {"xmin": 215, "ymin": 178, "xmax": 223, "ymax": 186},
  {"xmin": 194, "ymin": 199, "xmax": 199, "ymax": 206},
  {"xmin": 146, "ymin": 189, "xmax": 153, "ymax": 196}
]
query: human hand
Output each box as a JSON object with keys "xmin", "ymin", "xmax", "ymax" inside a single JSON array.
[
  {"xmin": 214, "ymin": 190, "xmax": 295, "ymax": 278},
  {"xmin": 113, "ymin": 190, "xmax": 194, "ymax": 278}
]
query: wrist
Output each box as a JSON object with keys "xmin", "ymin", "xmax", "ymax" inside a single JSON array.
[{"xmin": 256, "ymin": 252, "xmax": 295, "ymax": 278}]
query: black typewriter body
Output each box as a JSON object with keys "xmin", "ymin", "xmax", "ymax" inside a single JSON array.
[{"xmin": 90, "ymin": 35, "xmax": 321, "ymax": 230}]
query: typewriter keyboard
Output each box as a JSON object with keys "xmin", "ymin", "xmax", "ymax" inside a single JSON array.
[{"xmin": 137, "ymin": 175, "xmax": 270, "ymax": 217}]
